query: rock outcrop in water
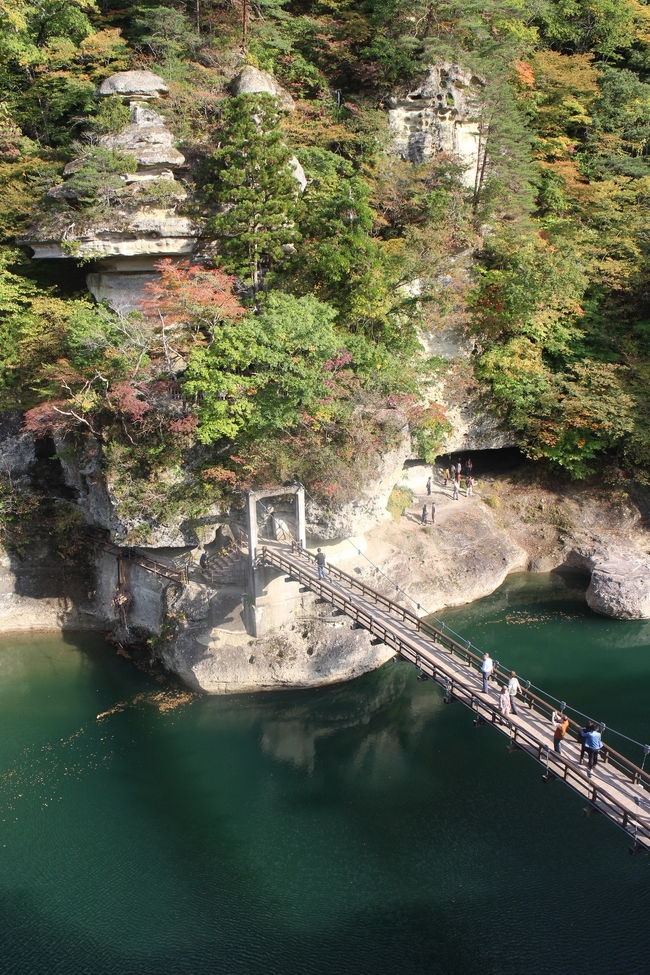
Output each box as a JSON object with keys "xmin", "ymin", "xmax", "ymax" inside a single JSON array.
[{"xmin": 586, "ymin": 559, "xmax": 650, "ymax": 620}]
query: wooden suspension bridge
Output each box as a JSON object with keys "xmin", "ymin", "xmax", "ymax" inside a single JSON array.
[{"xmin": 258, "ymin": 542, "xmax": 650, "ymax": 854}]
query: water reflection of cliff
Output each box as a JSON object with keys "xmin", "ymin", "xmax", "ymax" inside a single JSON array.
[{"xmin": 198, "ymin": 664, "xmax": 443, "ymax": 776}]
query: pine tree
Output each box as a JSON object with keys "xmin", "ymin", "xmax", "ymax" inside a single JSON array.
[{"xmin": 205, "ymin": 93, "xmax": 300, "ymax": 293}]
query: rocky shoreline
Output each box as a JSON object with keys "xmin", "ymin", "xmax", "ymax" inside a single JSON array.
[{"xmin": 0, "ymin": 443, "xmax": 648, "ymax": 694}]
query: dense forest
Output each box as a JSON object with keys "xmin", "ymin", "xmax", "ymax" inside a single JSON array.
[{"xmin": 1, "ymin": 0, "xmax": 649, "ymax": 537}]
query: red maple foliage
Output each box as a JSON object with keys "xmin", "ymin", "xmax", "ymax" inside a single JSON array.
[
  {"xmin": 140, "ymin": 260, "xmax": 246, "ymax": 327},
  {"xmin": 23, "ymin": 400, "xmax": 77, "ymax": 436},
  {"xmin": 109, "ymin": 381, "xmax": 152, "ymax": 422},
  {"xmin": 169, "ymin": 415, "xmax": 199, "ymax": 435}
]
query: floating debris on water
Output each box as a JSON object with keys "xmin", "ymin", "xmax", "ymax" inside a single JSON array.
[
  {"xmin": 97, "ymin": 688, "xmax": 196, "ymax": 720},
  {"xmin": 504, "ymin": 611, "xmax": 582, "ymax": 625}
]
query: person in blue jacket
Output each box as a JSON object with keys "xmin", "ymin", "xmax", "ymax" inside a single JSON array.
[{"xmin": 584, "ymin": 722, "xmax": 603, "ymax": 777}]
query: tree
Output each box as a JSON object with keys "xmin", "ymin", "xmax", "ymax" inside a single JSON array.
[
  {"xmin": 56, "ymin": 145, "xmax": 133, "ymax": 207},
  {"xmin": 183, "ymin": 291, "xmax": 341, "ymax": 442},
  {"xmin": 141, "ymin": 260, "xmax": 245, "ymax": 335},
  {"xmin": 535, "ymin": 0, "xmax": 650, "ymax": 58},
  {"xmin": 128, "ymin": 4, "xmax": 198, "ymax": 65},
  {"xmin": 471, "ymin": 72, "xmax": 537, "ymax": 218},
  {"xmin": 204, "ymin": 93, "xmax": 300, "ymax": 293}
]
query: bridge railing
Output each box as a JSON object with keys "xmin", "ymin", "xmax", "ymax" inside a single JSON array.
[{"xmin": 262, "ymin": 545, "xmax": 650, "ymax": 794}]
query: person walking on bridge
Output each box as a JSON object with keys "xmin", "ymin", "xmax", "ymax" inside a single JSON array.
[
  {"xmin": 551, "ymin": 710, "xmax": 569, "ymax": 754},
  {"xmin": 507, "ymin": 671, "xmax": 521, "ymax": 715},
  {"xmin": 315, "ymin": 548, "xmax": 327, "ymax": 580},
  {"xmin": 499, "ymin": 685, "xmax": 511, "ymax": 724},
  {"xmin": 481, "ymin": 653, "xmax": 493, "ymax": 694},
  {"xmin": 584, "ymin": 723, "xmax": 602, "ymax": 777}
]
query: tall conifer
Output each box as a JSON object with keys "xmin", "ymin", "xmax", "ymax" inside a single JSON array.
[{"xmin": 206, "ymin": 93, "xmax": 300, "ymax": 293}]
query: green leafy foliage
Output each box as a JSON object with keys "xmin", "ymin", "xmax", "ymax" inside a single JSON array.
[
  {"xmin": 0, "ymin": 0, "xmax": 648, "ymax": 498},
  {"xmin": 184, "ymin": 291, "xmax": 342, "ymax": 442},
  {"xmin": 56, "ymin": 145, "xmax": 133, "ymax": 207}
]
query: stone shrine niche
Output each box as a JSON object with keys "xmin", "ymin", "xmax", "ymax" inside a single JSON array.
[
  {"xmin": 23, "ymin": 70, "xmax": 198, "ymax": 314},
  {"xmin": 387, "ymin": 63, "xmax": 485, "ymax": 188}
]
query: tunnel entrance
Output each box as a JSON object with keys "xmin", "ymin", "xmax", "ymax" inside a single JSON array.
[{"xmin": 434, "ymin": 446, "xmax": 526, "ymax": 478}]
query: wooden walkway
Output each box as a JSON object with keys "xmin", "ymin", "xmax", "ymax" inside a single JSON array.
[{"xmin": 259, "ymin": 544, "xmax": 650, "ymax": 853}]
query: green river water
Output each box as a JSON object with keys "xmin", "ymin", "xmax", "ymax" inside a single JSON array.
[{"xmin": 1, "ymin": 572, "xmax": 649, "ymax": 975}]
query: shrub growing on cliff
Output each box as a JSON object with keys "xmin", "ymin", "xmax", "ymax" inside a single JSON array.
[
  {"xmin": 184, "ymin": 291, "xmax": 342, "ymax": 442},
  {"xmin": 59, "ymin": 146, "xmax": 134, "ymax": 208}
]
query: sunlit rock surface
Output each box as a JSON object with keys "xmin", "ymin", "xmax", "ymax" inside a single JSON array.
[
  {"xmin": 231, "ymin": 65, "xmax": 296, "ymax": 111},
  {"xmin": 586, "ymin": 560, "xmax": 650, "ymax": 620},
  {"xmin": 97, "ymin": 70, "xmax": 169, "ymax": 99},
  {"xmin": 388, "ymin": 63, "xmax": 485, "ymax": 187}
]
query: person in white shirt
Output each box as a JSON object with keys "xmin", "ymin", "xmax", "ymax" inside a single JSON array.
[
  {"xmin": 480, "ymin": 653, "xmax": 493, "ymax": 694},
  {"xmin": 507, "ymin": 671, "xmax": 521, "ymax": 715}
]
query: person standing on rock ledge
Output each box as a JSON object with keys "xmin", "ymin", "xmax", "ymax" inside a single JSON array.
[
  {"xmin": 421, "ymin": 504, "xmax": 429, "ymax": 524},
  {"xmin": 426, "ymin": 475, "xmax": 432, "ymax": 495},
  {"xmin": 316, "ymin": 548, "xmax": 327, "ymax": 580},
  {"xmin": 452, "ymin": 478, "xmax": 460, "ymax": 500},
  {"xmin": 481, "ymin": 653, "xmax": 493, "ymax": 694}
]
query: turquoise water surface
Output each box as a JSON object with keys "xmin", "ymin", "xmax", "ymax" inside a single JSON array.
[{"xmin": 1, "ymin": 572, "xmax": 649, "ymax": 975}]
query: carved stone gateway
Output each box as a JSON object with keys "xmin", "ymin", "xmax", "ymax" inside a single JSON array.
[{"xmin": 245, "ymin": 485, "xmax": 307, "ymax": 637}]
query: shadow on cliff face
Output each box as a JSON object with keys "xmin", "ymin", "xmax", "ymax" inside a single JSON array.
[{"xmin": 1, "ymin": 423, "xmax": 96, "ymax": 622}]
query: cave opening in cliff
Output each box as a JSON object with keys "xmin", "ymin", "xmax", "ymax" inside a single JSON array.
[
  {"xmin": 32, "ymin": 436, "xmax": 77, "ymax": 500},
  {"xmin": 434, "ymin": 446, "xmax": 527, "ymax": 476},
  {"xmin": 28, "ymin": 258, "xmax": 88, "ymax": 296}
]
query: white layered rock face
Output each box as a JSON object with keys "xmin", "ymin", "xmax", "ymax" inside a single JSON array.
[
  {"xmin": 387, "ymin": 66, "xmax": 514, "ymax": 454},
  {"xmin": 388, "ymin": 63, "xmax": 485, "ymax": 187},
  {"xmin": 98, "ymin": 104, "xmax": 186, "ymax": 170},
  {"xmin": 24, "ymin": 71, "xmax": 197, "ymax": 313}
]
